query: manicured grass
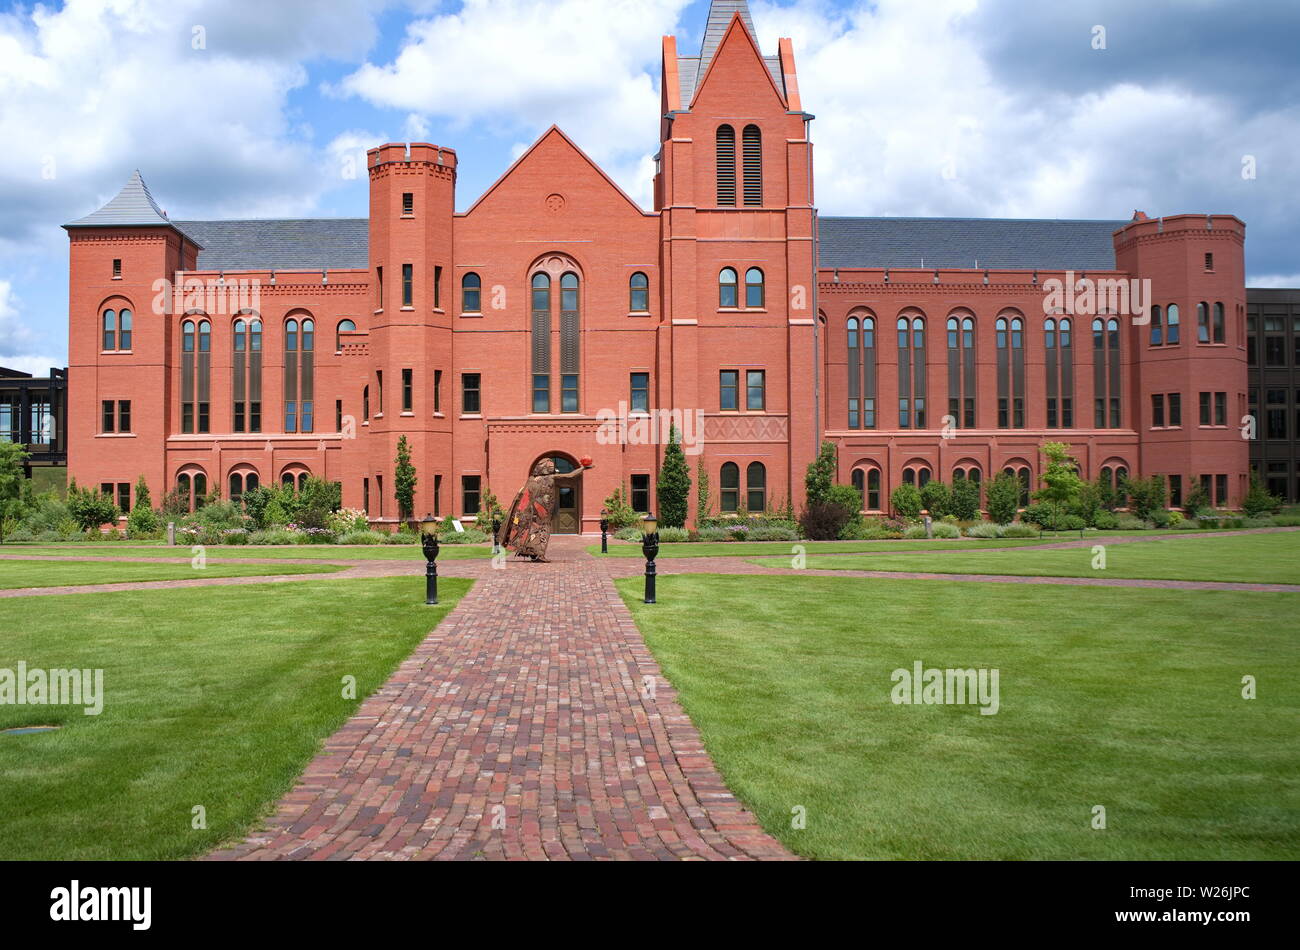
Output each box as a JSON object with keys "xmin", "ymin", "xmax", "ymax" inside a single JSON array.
[
  {"xmin": 778, "ymin": 531, "xmax": 1300, "ymax": 584},
  {"xmin": 0, "ymin": 558, "xmax": 345, "ymax": 589},
  {"xmin": 0, "ymin": 577, "xmax": 471, "ymax": 860},
  {"xmin": 617, "ymin": 574, "xmax": 1299, "ymax": 860},
  {"xmin": 590, "ymin": 538, "xmax": 1049, "ymax": 558},
  {"xmin": 0, "ymin": 543, "xmax": 493, "ymax": 561}
]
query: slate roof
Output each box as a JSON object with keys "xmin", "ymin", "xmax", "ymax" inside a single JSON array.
[
  {"xmin": 678, "ymin": 0, "xmax": 784, "ymax": 105},
  {"xmin": 173, "ymin": 219, "xmax": 370, "ymax": 271},
  {"xmin": 64, "ymin": 170, "xmax": 173, "ymax": 228},
  {"xmin": 817, "ymin": 216, "xmax": 1127, "ymax": 271}
]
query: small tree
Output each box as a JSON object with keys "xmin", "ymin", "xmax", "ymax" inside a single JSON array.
[
  {"xmin": 891, "ymin": 483, "xmax": 923, "ymax": 520},
  {"xmin": 602, "ymin": 486, "xmax": 639, "ymax": 530},
  {"xmin": 1122, "ymin": 474, "xmax": 1167, "ymax": 521},
  {"xmin": 920, "ymin": 480, "xmax": 952, "ymax": 519},
  {"xmin": 480, "ymin": 485, "xmax": 506, "ymax": 527},
  {"xmin": 394, "ymin": 435, "xmax": 418, "ymax": 525},
  {"xmin": 1183, "ymin": 477, "xmax": 1210, "ymax": 518},
  {"xmin": 126, "ymin": 475, "xmax": 161, "ymax": 538},
  {"xmin": 66, "ymin": 478, "xmax": 119, "ymax": 533},
  {"xmin": 656, "ymin": 424, "xmax": 691, "ymax": 528},
  {"xmin": 950, "ymin": 477, "xmax": 982, "ymax": 521},
  {"xmin": 986, "ymin": 472, "xmax": 1020, "ymax": 524},
  {"xmin": 695, "ymin": 458, "xmax": 711, "ymax": 523},
  {"xmin": 805, "ymin": 441, "xmax": 837, "ymax": 508},
  {"xmin": 1094, "ymin": 471, "xmax": 1121, "ymax": 512},
  {"xmin": 1034, "ymin": 441, "xmax": 1084, "ymax": 530},
  {"xmin": 1242, "ymin": 470, "xmax": 1283, "ymax": 517},
  {"xmin": 0, "ymin": 442, "xmax": 31, "ymax": 542}
]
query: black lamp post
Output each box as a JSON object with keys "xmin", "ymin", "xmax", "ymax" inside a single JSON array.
[
  {"xmin": 641, "ymin": 511, "xmax": 659, "ymax": 604},
  {"xmin": 600, "ymin": 507, "xmax": 610, "ymax": 554},
  {"xmin": 492, "ymin": 515, "xmax": 502, "ymax": 554},
  {"xmin": 420, "ymin": 513, "xmax": 440, "ymax": 605}
]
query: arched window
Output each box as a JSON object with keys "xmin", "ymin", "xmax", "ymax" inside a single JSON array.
[
  {"xmin": 1045, "ymin": 316, "xmax": 1074, "ymax": 429},
  {"xmin": 284, "ymin": 317, "xmax": 315, "ymax": 433},
  {"xmin": 947, "ymin": 314, "xmax": 975, "ymax": 428},
  {"xmin": 1094, "ymin": 318, "xmax": 1122, "ymax": 427},
  {"xmin": 629, "ymin": 272, "xmax": 649, "ymax": 312},
  {"xmin": 848, "ymin": 313, "xmax": 877, "ymax": 430},
  {"xmin": 560, "ymin": 272, "xmax": 580, "ymax": 413},
  {"xmin": 1166, "ymin": 304, "xmax": 1180, "ymax": 345},
  {"xmin": 102, "ymin": 309, "xmax": 116, "ymax": 351},
  {"xmin": 228, "ymin": 470, "xmax": 259, "ymax": 503},
  {"xmin": 180, "ymin": 318, "xmax": 211, "ymax": 434},
  {"xmin": 1003, "ymin": 465, "xmax": 1032, "ymax": 507},
  {"xmin": 233, "ymin": 317, "xmax": 263, "ymax": 433},
  {"xmin": 462, "ymin": 273, "xmax": 482, "ymax": 313},
  {"xmin": 1150, "ymin": 305, "xmax": 1163, "ymax": 346},
  {"xmin": 720, "ymin": 462, "xmax": 740, "ymax": 513},
  {"xmin": 746, "ymin": 462, "xmax": 767, "ymax": 513},
  {"xmin": 336, "ymin": 319, "xmax": 356, "ymax": 352},
  {"xmin": 1213, "ymin": 302, "xmax": 1225, "ymax": 344},
  {"xmin": 281, "ymin": 468, "xmax": 310, "ymax": 492},
  {"xmin": 745, "ymin": 268, "xmax": 765, "ymax": 308},
  {"xmin": 851, "ymin": 468, "xmax": 864, "ymax": 497},
  {"xmin": 177, "ymin": 468, "xmax": 208, "ymax": 513},
  {"xmin": 867, "ymin": 468, "xmax": 881, "ymax": 510},
  {"xmin": 742, "ymin": 125, "xmax": 762, "ymax": 206},
  {"xmin": 531, "ymin": 273, "xmax": 551, "ymax": 412},
  {"xmin": 1197, "ymin": 302, "xmax": 1210, "ymax": 343},
  {"xmin": 716, "ymin": 125, "xmax": 736, "ymax": 206},
  {"xmin": 898, "ymin": 315, "xmax": 926, "ymax": 428},
  {"xmin": 719, "ymin": 268, "xmax": 739, "ymax": 309},
  {"xmin": 902, "ymin": 465, "xmax": 932, "ymax": 489},
  {"xmin": 995, "ymin": 314, "xmax": 1025, "ymax": 429},
  {"xmin": 119, "ymin": 309, "xmax": 132, "ymax": 350}
]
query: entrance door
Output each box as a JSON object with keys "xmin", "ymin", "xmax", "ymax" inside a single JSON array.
[{"xmin": 551, "ymin": 455, "xmax": 581, "ymax": 534}]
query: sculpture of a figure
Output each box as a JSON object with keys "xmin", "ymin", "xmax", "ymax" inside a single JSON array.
[{"xmin": 498, "ymin": 458, "xmax": 592, "ymax": 562}]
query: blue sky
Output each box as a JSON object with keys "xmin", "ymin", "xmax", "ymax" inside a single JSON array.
[{"xmin": 1, "ymin": 0, "xmax": 1297, "ymax": 373}]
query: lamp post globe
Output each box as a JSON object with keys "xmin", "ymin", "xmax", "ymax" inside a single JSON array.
[{"xmin": 640, "ymin": 512, "xmax": 659, "ymax": 604}]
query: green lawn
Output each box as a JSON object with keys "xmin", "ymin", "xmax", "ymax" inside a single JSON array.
[
  {"xmin": 0, "ymin": 559, "xmax": 345, "ymax": 589},
  {"xmin": 778, "ymin": 531, "xmax": 1300, "ymax": 585},
  {"xmin": 590, "ymin": 538, "xmax": 1049, "ymax": 558},
  {"xmin": 0, "ymin": 543, "xmax": 492, "ymax": 561},
  {"xmin": 617, "ymin": 574, "xmax": 1299, "ymax": 860},
  {"xmin": 0, "ymin": 577, "xmax": 471, "ymax": 860}
]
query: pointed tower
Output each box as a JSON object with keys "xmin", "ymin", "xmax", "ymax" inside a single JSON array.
[
  {"xmin": 657, "ymin": 1, "xmax": 817, "ymax": 519},
  {"xmin": 64, "ymin": 171, "xmax": 199, "ymax": 509}
]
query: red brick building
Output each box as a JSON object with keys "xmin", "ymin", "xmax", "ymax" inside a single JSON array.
[{"xmin": 63, "ymin": 0, "xmax": 1249, "ymax": 531}]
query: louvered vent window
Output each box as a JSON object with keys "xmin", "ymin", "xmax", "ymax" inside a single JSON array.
[
  {"xmin": 742, "ymin": 125, "xmax": 762, "ymax": 206},
  {"xmin": 716, "ymin": 125, "xmax": 736, "ymax": 206}
]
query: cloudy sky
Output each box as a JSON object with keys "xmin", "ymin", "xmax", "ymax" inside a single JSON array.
[{"xmin": 1, "ymin": 0, "xmax": 1297, "ymax": 373}]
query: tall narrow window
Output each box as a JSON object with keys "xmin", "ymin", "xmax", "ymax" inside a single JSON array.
[
  {"xmin": 746, "ymin": 462, "xmax": 766, "ymax": 512},
  {"xmin": 848, "ymin": 317, "xmax": 860, "ymax": 429},
  {"xmin": 1093, "ymin": 318, "xmax": 1122, "ymax": 428},
  {"xmin": 434, "ymin": 266, "xmax": 442, "ymax": 309},
  {"xmin": 719, "ymin": 268, "xmax": 738, "ymax": 308},
  {"xmin": 180, "ymin": 320, "xmax": 195, "ymax": 433},
  {"xmin": 1150, "ymin": 305, "xmax": 1163, "ymax": 346},
  {"xmin": 363, "ymin": 385, "xmax": 370, "ymax": 420},
  {"xmin": 462, "ymin": 373, "xmax": 481, "ymax": 414},
  {"xmin": 112, "ymin": 258, "xmax": 122, "ymax": 278},
  {"xmin": 720, "ymin": 370, "xmax": 739, "ymax": 411},
  {"xmin": 102, "ymin": 400, "xmax": 115, "ymax": 433},
  {"xmin": 434, "ymin": 370, "xmax": 442, "ymax": 414},
  {"xmin": 716, "ymin": 125, "xmax": 736, "ymax": 206},
  {"xmin": 745, "ymin": 268, "xmax": 764, "ymax": 308},
  {"xmin": 232, "ymin": 318, "xmax": 262, "ymax": 434},
  {"xmin": 336, "ymin": 319, "xmax": 356, "ymax": 352},
  {"xmin": 462, "ymin": 273, "xmax": 482, "ymax": 313},
  {"xmin": 560, "ymin": 272, "xmax": 580, "ymax": 413},
  {"xmin": 531, "ymin": 273, "xmax": 551, "ymax": 412},
  {"xmin": 1213, "ymin": 302, "xmax": 1225, "ymax": 344},
  {"xmin": 402, "ymin": 369, "xmax": 413, "ymax": 413},
  {"xmin": 462, "ymin": 476, "xmax": 482, "ymax": 517},
  {"xmin": 402, "ymin": 264, "xmax": 413, "ymax": 308},
  {"xmin": 720, "ymin": 462, "xmax": 740, "ymax": 512},
  {"xmin": 119, "ymin": 309, "xmax": 132, "ymax": 350},
  {"xmin": 746, "ymin": 370, "xmax": 766, "ymax": 411},
  {"xmin": 742, "ymin": 125, "xmax": 762, "ymax": 206},
  {"xmin": 402, "ymin": 192, "xmax": 414, "ymax": 214},
  {"xmin": 1197, "ymin": 302, "xmax": 1210, "ymax": 343},
  {"xmin": 103, "ymin": 309, "xmax": 117, "ymax": 351},
  {"xmin": 629, "ymin": 272, "xmax": 649, "ymax": 312},
  {"xmin": 898, "ymin": 316, "xmax": 926, "ymax": 428},
  {"xmin": 630, "ymin": 372, "xmax": 650, "ymax": 413},
  {"xmin": 284, "ymin": 317, "xmax": 314, "ymax": 433},
  {"xmin": 946, "ymin": 315, "xmax": 975, "ymax": 428},
  {"xmin": 867, "ymin": 469, "xmax": 881, "ymax": 510},
  {"xmin": 1166, "ymin": 304, "xmax": 1180, "ymax": 345}
]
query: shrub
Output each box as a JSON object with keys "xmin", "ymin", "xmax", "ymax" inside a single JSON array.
[
  {"xmin": 248, "ymin": 529, "xmax": 300, "ymax": 546},
  {"xmin": 66, "ymin": 479, "xmax": 119, "ymax": 532},
  {"xmin": 804, "ymin": 441, "xmax": 838, "ymax": 507},
  {"xmin": 919, "ymin": 480, "xmax": 952, "ymax": 519},
  {"xmin": 1019, "ymin": 503, "xmax": 1052, "ymax": 528},
  {"xmin": 1242, "ymin": 471, "xmax": 1283, "ymax": 518},
  {"xmin": 657, "ymin": 527, "xmax": 690, "ymax": 543},
  {"xmin": 1115, "ymin": 515, "xmax": 1146, "ymax": 530},
  {"xmin": 1241, "ymin": 517, "xmax": 1276, "ymax": 529},
  {"xmin": 337, "ymin": 530, "xmax": 387, "ymax": 545},
  {"xmin": 697, "ymin": 527, "xmax": 732, "ymax": 542},
  {"xmin": 656, "ymin": 424, "xmax": 691, "ymax": 529},
  {"xmin": 1123, "ymin": 475, "xmax": 1167, "ymax": 521},
  {"xmin": 986, "ymin": 472, "xmax": 1021, "ymax": 525},
  {"xmin": 800, "ymin": 501, "xmax": 854, "ymax": 541},
  {"xmin": 385, "ymin": 529, "xmax": 419, "ymax": 545},
  {"xmin": 394, "ymin": 435, "xmax": 418, "ymax": 524},
  {"xmin": 1274, "ymin": 515, "xmax": 1300, "ymax": 527},
  {"xmin": 965, "ymin": 522, "xmax": 1005, "ymax": 539},
  {"xmin": 891, "ymin": 483, "xmax": 923, "ymax": 520},
  {"xmin": 1070, "ymin": 481, "xmax": 1103, "ymax": 527},
  {"xmin": 1092, "ymin": 510, "xmax": 1119, "ymax": 530},
  {"xmin": 1182, "ymin": 480, "xmax": 1210, "ymax": 518},
  {"xmin": 20, "ymin": 492, "xmax": 78, "ymax": 537},
  {"xmin": 441, "ymin": 528, "xmax": 489, "ymax": 545},
  {"xmin": 1148, "ymin": 508, "xmax": 1172, "ymax": 528},
  {"xmin": 328, "ymin": 508, "xmax": 370, "ymax": 535},
  {"xmin": 614, "ymin": 526, "xmax": 644, "ymax": 542},
  {"xmin": 291, "ymin": 478, "xmax": 343, "ymax": 531},
  {"xmin": 747, "ymin": 525, "xmax": 800, "ymax": 541},
  {"xmin": 903, "ymin": 522, "xmax": 960, "ymax": 540},
  {"xmin": 950, "ymin": 478, "xmax": 982, "ymax": 521},
  {"xmin": 603, "ymin": 487, "xmax": 640, "ymax": 531},
  {"xmin": 1001, "ymin": 524, "xmax": 1039, "ymax": 538},
  {"xmin": 1042, "ymin": 514, "xmax": 1087, "ymax": 532},
  {"xmin": 1175, "ymin": 519, "xmax": 1202, "ymax": 530}
]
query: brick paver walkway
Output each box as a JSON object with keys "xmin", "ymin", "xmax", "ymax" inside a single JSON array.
[{"xmin": 208, "ymin": 537, "xmax": 791, "ymax": 861}]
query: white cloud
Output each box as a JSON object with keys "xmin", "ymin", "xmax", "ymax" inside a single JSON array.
[
  {"xmin": 0, "ymin": 279, "xmax": 44, "ymax": 364},
  {"xmin": 1246, "ymin": 274, "xmax": 1300, "ymax": 289},
  {"xmin": 335, "ymin": 0, "xmax": 693, "ymax": 208}
]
